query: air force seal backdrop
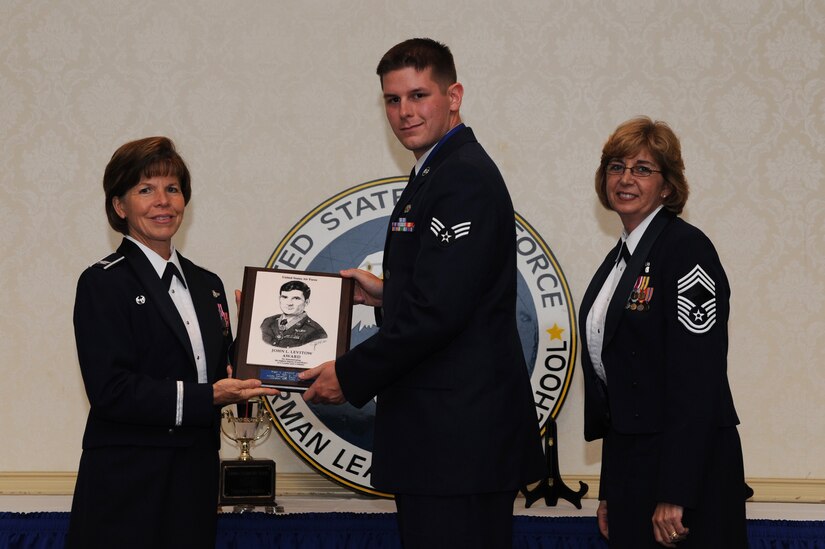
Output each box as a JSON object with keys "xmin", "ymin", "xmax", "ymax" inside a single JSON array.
[{"xmin": 263, "ymin": 177, "xmax": 577, "ymax": 497}]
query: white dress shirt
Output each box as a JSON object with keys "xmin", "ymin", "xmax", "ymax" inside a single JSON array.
[
  {"xmin": 585, "ymin": 206, "xmax": 664, "ymax": 384},
  {"xmin": 126, "ymin": 236, "xmax": 208, "ymax": 425}
]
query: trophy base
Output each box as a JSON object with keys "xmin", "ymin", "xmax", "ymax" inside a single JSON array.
[
  {"xmin": 218, "ymin": 503, "xmax": 284, "ymax": 514},
  {"xmin": 218, "ymin": 459, "xmax": 276, "ymax": 509}
]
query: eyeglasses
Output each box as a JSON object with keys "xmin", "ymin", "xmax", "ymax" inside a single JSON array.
[{"xmin": 605, "ymin": 162, "xmax": 662, "ymax": 178}]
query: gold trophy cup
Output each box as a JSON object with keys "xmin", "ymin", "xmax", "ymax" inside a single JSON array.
[{"xmin": 219, "ymin": 398, "xmax": 278, "ymax": 512}]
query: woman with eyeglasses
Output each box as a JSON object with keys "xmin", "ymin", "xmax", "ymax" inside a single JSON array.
[{"xmin": 579, "ymin": 117, "xmax": 748, "ymax": 548}]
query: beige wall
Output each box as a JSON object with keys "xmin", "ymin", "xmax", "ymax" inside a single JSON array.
[{"xmin": 1, "ymin": 1, "xmax": 823, "ymax": 495}]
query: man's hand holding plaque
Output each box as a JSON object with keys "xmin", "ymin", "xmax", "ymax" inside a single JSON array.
[
  {"xmin": 343, "ymin": 267, "xmax": 383, "ymax": 307},
  {"xmin": 300, "ymin": 360, "xmax": 345, "ymax": 404},
  {"xmin": 300, "ymin": 268, "xmax": 383, "ymax": 405}
]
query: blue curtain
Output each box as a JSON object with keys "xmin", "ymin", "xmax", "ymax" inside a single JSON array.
[
  {"xmin": 1, "ymin": 512, "xmax": 823, "ymax": 548},
  {"xmin": 515, "ymin": 516, "xmax": 608, "ymax": 548},
  {"xmin": 0, "ymin": 512, "xmax": 69, "ymax": 549},
  {"xmin": 747, "ymin": 519, "xmax": 825, "ymax": 549},
  {"xmin": 216, "ymin": 513, "xmax": 402, "ymax": 548}
]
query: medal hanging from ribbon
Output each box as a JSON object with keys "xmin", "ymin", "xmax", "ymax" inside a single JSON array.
[{"xmin": 626, "ymin": 276, "xmax": 654, "ymax": 311}]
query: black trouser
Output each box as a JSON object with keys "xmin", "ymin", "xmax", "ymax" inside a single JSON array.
[{"xmin": 394, "ymin": 490, "xmax": 518, "ymax": 549}]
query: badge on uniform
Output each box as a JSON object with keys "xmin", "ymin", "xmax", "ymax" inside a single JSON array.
[
  {"xmin": 625, "ymin": 276, "xmax": 654, "ymax": 311},
  {"xmin": 217, "ymin": 303, "xmax": 231, "ymax": 336},
  {"xmin": 391, "ymin": 217, "xmax": 415, "ymax": 232},
  {"xmin": 92, "ymin": 253, "xmax": 124, "ymax": 270},
  {"xmin": 430, "ymin": 217, "xmax": 470, "ymax": 246},
  {"xmin": 677, "ymin": 264, "xmax": 716, "ymax": 334}
]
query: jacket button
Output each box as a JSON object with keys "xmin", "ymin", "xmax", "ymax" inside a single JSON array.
[
  {"xmin": 634, "ymin": 413, "xmax": 640, "ymax": 419},
  {"xmin": 168, "ymin": 428, "xmax": 175, "ymax": 434},
  {"xmin": 385, "ymin": 269, "xmax": 391, "ymax": 280}
]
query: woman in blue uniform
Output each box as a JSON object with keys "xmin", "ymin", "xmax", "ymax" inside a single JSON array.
[
  {"xmin": 579, "ymin": 117, "xmax": 748, "ymax": 548},
  {"xmin": 67, "ymin": 137, "xmax": 276, "ymax": 549}
]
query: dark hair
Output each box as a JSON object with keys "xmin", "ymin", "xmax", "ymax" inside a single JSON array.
[
  {"xmin": 595, "ymin": 116, "xmax": 689, "ymax": 215},
  {"xmin": 280, "ymin": 280, "xmax": 311, "ymax": 300},
  {"xmin": 376, "ymin": 38, "xmax": 457, "ymax": 91},
  {"xmin": 103, "ymin": 137, "xmax": 191, "ymax": 235}
]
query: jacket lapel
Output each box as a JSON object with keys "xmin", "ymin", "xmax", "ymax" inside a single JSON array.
[
  {"xmin": 383, "ymin": 126, "xmax": 477, "ymax": 265},
  {"xmin": 178, "ymin": 254, "xmax": 224, "ymax": 383},
  {"xmin": 414, "ymin": 126, "xmax": 474, "ymax": 192},
  {"xmin": 602, "ymin": 209, "xmax": 674, "ymax": 347},
  {"xmin": 118, "ymin": 239, "xmax": 196, "ymax": 369},
  {"xmin": 579, "ymin": 241, "xmax": 622, "ymax": 360}
]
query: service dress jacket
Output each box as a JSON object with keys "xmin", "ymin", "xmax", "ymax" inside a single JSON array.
[
  {"xmin": 336, "ymin": 126, "xmax": 545, "ymax": 496},
  {"xmin": 67, "ymin": 238, "xmax": 232, "ymax": 549},
  {"xmin": 579, "ymin": 209, "xmax": 747, "ymax": 547}
]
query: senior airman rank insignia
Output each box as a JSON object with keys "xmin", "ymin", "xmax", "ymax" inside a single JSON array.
[
  {"xmin": 430, "ymin": 217, "xmax": 471, "ymax": 247},
  {"xmin": 677, "ymin": 264, "xmax": 716, "ymax": 334}
]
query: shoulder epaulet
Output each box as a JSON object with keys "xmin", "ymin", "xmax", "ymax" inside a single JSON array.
[
  {"xmin": 193, "ymin": 264, "xmax": 218, "ymax": 277},
  {"xmin": 91, "ymin": 253, "xmax": 125, "ymax": 270}
]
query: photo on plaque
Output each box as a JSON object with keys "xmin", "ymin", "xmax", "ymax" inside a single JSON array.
[{"xmin": 235, "ymin": 267, "xmax": 354, "ymax": 390}]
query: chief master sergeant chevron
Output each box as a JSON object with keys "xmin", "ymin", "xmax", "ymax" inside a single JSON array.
[{"xmin": 299, "ymin": 38, "xmax": 545, "ymax": 548}]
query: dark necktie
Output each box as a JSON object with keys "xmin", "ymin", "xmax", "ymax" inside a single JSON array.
[
  {"xmin": 162, "ymin": 262, "xmax": 186, "ymax": 289},
  {"xmin": 615, "ymin": 241, "xmax": 631, "ymax": 266}
]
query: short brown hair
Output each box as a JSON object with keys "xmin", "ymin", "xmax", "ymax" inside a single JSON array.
[
  {"xmin": 376, "ymin": 38, "xmax": 457, "ymax": 91},
  {"xmin": 594, "ymin": 116, "xmax": 689, "ymax": 215},
  {"xmin": 103, "ymin": 137, "xmax": 191, "ymax": 234},
  {"xmin": 280, "ymin": 280, "xmax": 311, "ymax": 300}
]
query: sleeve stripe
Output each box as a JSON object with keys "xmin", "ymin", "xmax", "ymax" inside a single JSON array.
[{"xmin": 175, "ymin": 380, "xmax": 183, "ymax": 426}]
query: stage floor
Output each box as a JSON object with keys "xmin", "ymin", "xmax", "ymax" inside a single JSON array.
[{"xmin": 1, "ymin": 494, "xmax": 822, "ymax": 521}]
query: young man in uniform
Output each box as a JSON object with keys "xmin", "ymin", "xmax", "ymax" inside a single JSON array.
[{"xmin": 300, "ymin": 38, "xmax": 544, "ymax": 548}]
